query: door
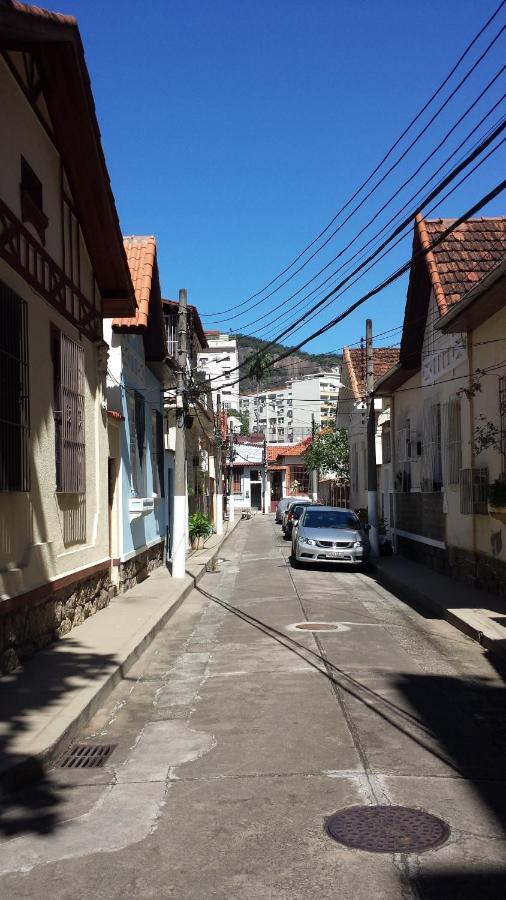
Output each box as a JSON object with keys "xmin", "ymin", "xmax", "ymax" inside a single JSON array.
[{"xmin": 251, "ymin": 482, "xmax": 261, "ymax": 510}]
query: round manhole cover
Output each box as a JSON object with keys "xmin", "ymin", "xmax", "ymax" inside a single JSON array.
[
  {"xmin": 325, "ymin": 806, "xmax": 450, "ymax": 854},
  {"xmin": 288, "ymin": 622, "xmax": 349, "ymax": 633}
]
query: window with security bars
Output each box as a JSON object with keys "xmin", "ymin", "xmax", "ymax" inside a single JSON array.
[
  {"xmin": 499, "ymin": 376, "xmax": 506, "ymax": 469},
  {"xmin": 0, "ymin": 281, "xmax": 30, "ymax": 491},
  {"xmin": 128, "ymin": 393, "xmax": 139, "ymax": 496},
  {"xmin": 52, "ymin": 328, "xmax": 85, "ymax": 493},
  {"xmin": 150, "ymin": 410, "xmax": 165, "ymax": 497},
  {"xmin": 442, "ymin": 397, "xmax": 462, "ymax": 486},
  {"xmin": 460, "ymin": 467, "xmax": 488, "ymax": 515},
  {"xmin": 233, "ymin": 467, "xmax": 243, "ymax": 492},
  {"xmin": 421, "ymin": 400, "xmax": 442, "ymax": 492},
  {"xmin": 290, "ymin": 466, "xmax": 310, "ymax": 493}
]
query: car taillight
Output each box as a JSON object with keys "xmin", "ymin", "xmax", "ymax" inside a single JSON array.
[{"xmin": 288, "ymin": 511, "xmax": 293, "ymax": 520}]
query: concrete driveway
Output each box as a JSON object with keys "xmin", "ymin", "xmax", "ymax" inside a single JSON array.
[{"xmin": 1, "ymin": 515, "xmax": 506, "ymax": 898}]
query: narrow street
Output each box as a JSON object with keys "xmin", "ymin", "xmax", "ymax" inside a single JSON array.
[{"xmin": 1, "ymin": 515, "xmax": 506, "ymax": 899}]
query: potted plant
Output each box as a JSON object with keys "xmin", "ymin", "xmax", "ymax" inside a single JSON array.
[
  {"xmin": 488, "ymin": 474, "xmax": 506, "ymax": 525},
  {"xmin": 188, "ymin": 511, "xmax": 213, "ymax": 549}
]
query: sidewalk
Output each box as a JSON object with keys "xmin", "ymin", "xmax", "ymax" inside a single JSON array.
[
  {"xmin": 0, "ymin": 518, "xmax": 242, "ymax": 791},
  {"xmin": 372, "ymin": 555, "xmax": 506, "ymax": 662}
]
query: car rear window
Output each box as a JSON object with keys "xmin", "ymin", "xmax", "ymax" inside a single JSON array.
[{"xmin": 302, "ymin": 509, "xmax": 361, "ymax": 529}]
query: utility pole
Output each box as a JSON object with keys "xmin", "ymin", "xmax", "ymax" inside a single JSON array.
[
  {"xmin": 172, "ymin": 289, "xmax": 188, "ymax": 578},
  {"xmin": 215, "ymin": 393, "xmax": 223, "ymax": 535},
  {"xmin": 228, "ymin": 420, "xmax": 235, "ymax": 524},
  {"xmin": 311, "ymin": 413, "xmax": 318, "ymax": 501},
  {"xmin": 366, "ymin": 318, "xmax": 380, "ymax": 557}
]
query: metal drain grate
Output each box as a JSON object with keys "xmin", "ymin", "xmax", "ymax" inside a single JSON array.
[
  {"xmin": 58, "ymin": 743, "xmax": 117, "ymax": 769},
  {"xmin": 325, "ymin": 805, "xmax": 450, "ymax": 854}
]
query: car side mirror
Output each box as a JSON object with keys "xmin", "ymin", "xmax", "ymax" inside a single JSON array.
[{"xmin": 364, "ymin": 523, "xmax": 371, "ymax": 531}]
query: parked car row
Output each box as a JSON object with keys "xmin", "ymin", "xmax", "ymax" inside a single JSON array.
[{"xmin": 276, "ymin": 497, "xmax": 370, "ymax": 569}]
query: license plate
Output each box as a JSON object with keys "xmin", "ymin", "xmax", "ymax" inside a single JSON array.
[{"xmin": 327, "ymin": 551, "xmax": 343, "ymax": 559}]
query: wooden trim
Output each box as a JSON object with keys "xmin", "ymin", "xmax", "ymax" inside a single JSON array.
[
  {"xmin": 0, "ymin": 558, "xmax": 111, "ymax": 616},
  {"xmin": 0, "ymin": 196, "xmax": 101, "ymax": 340}
]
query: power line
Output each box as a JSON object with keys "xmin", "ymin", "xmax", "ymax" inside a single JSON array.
[
  {"xmin": 202, "ymin": 3, "xmax": 505, "ymax": 321},
  {"xmin": 206, "ymin": 127, "xmax": 505, "ymax": 388}
]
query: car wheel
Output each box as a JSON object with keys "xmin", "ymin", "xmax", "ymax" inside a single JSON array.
[{"xmin": 283, "ymin": 530, "xmax": 291, "ymax": 541}]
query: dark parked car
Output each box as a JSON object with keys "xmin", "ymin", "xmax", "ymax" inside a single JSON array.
[
  {"xmin": 283, "ymin": 501, "xmax": 317, "ymax": 540},
  {"xmin": 275, "ymin": 495, "xmax": 310, "ymax": 524}
]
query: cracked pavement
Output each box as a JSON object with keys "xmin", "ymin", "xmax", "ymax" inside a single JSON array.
[{"xmin": 1, "ymin": 515, "xmax": 506, "ymax": 898}]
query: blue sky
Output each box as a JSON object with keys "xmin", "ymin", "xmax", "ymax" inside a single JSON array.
[{"xmin": 71, "ymin": 0, "xmax": 505, "ymax": 355}]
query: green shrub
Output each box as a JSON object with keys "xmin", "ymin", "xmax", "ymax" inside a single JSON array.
[{"xmin": 188, "ymin": 511, "xmax": 213, "ymax": 541}]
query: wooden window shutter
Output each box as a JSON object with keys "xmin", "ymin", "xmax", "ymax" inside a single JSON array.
[
  {"xmin": 57, "ymin": 331, "xmax": 85, "ymax": 493},
  {"xmin": 0, "ymin": 281, "xmax": 30, "ymax": 491},
  {"xmin": 156, "ymin": 410, "xmax": 165, "ymax": 497}
]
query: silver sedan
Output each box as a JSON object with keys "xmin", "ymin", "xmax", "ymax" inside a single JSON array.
[{"xmin": 291, "ymin": 506, "xmax": 370, "ymax": 568}]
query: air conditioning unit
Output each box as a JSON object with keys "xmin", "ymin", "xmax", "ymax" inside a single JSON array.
[{"xmin": 129, "ymin": 497, "xmax": 155, "ymax": 520}]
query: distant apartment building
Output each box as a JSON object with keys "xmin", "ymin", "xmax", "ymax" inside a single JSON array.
[
  {"xmin": 239, "ymin": 371, "xmax": 341, "ymax": 443},
  {"xmin": 198, "ymin": 332, "xmax": 239, "ymax": 413}
]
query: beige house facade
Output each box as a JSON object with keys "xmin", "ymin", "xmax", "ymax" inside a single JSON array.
[
  {"xmin": 0, "ymin": 5, "xmax": 135, "ymax": 671},
  {"xmin": 375, "ymin": 215, "xmax": 506, "ymax": 595}
]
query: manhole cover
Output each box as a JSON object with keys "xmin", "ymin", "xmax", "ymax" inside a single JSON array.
[
  {"xmin": 325, "ymin": 805, "xmax": 450, "ymax": 853},
  {"xmin": 288, "ymin": 622, "xmax": 349, "ymax": 633},
  {"xmin": 58, "ymin": 744, "xmax": 117, "ymax": 769}
]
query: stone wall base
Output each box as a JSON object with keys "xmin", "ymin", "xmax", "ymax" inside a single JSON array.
[
  {"xmin": 117, "ymin": 540, "xmax": 164, "ymax": 594},
  {"xmin": 397, "ymin": 536, "xmax": 506, "ymax": 600},
  {"xmin": 0, "ymin": 571, "xmax": 115, "ymax": 674}
]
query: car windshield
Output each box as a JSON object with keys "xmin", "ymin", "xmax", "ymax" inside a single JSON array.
[{"xmin": 302, "ymin": 509, "xmax": 360, "ymax": 530}]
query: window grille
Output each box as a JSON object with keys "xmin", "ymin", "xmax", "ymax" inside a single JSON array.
[
  {"xmin": 0, "ymin": 281, "xmax": 30, "ymax": 491},
  {"xmin": 499, "ymin": 376, "xmax": 506, "ymax": 468},
  {"xmin": 421, "ymin": 400, "xmax": 442, "ymax": 491},
  {"xmin": 52, "ymin": 329, "xmax": 85, "ymax": 493},
  {"xmin": 290, "ymin": 466, "xmax": 310, "ymax": 493},
  {"xmin": 134, "ymin": 391, "xmax": 145, "ymax": 467},
  {"xmin": 382, "ymin": 426, "xmax": 392, "ymax": 464},
  {"xmin": 460, "ymin": 467, "xmax": 488, "ymax": 515},
  {"xmin": 233, "ymin": 467, "xmax": 243, "ymax": 492},
  {"xmin": 155, "ymin": 410, "xmax": 165, "ymax": 497},
  {"xmin": 165, "ymin": 312, "xmax": 178, "ymax": 359},
  {"xmin": 128, "ymin": 394, "xmax": 139, "ymax": 495},
  {"xmin": 442, "ymin": 396, "xmax": 462, "ymax": 485},
  {"xmin": 151, "ymin": 412, "xmax": 160, "ymax": 495}
]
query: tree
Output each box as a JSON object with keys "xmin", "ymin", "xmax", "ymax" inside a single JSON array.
[
  {"xmin": 304, "ymin": 427, "xmax": 350, "ymax": 480},
  {"xmin": 227, "ymin": 408, "xmax": 250, "ymax": 436}
]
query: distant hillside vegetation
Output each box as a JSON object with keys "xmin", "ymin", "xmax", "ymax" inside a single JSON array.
[{"xmin": 236, "ymin": 334, "xmax": 341, "ymax": 395}]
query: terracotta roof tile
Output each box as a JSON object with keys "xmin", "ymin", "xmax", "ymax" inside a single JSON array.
[
  {"xmin": 0, "ymin": 1, "xmax": 76, "ymax": 26},
  {"xmin": 343, "ymin": 346, "xmax": 400, "ymax": 400},
  {"xmin": 112, "ymin": 236, "xmax": 156, "ymax": 330},
  {"xmin": 418, "ymin": 216, "xmax": 506, "ymax": 315},
  {"xmin": 267, "ymin": 436, "xmax": 312, "ymax": 463}
]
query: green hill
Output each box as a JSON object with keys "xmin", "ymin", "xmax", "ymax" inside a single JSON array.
[{"xmin": 235, "ymin": 333, "xmax": 341, "ymax": 395}]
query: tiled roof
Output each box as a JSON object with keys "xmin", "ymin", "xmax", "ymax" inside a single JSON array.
[
  {"xmin": 418, "ymin": 215, "xmax": 506, "ymax": 315},
  {"xmin": 113, "ymin": 236, "xmax": 156, "ymax": 329},
  {"xmin": 343, "ymin": 346, "xmax": 400, "ymax": 400},
  {"xmin": 267, "ymin": 436, "xmax": 312, "ymax": 462},
  {"xmin": 0, "ymin": 1, "xmax": 76, "ymax": 26}
]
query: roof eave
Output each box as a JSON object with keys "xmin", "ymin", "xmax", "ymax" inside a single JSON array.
[{"xmin": 436, "ymin": 258, "xmax": 506, "ymax": 334}]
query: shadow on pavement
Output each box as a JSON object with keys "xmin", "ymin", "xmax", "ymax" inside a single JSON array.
[
  {"xmin": 410, "ymin": 869, "xmax": 506, "ymax": 899},
  {"xmin": 0, "ymin": 641, "xmax": 117, "ymax": 838}
]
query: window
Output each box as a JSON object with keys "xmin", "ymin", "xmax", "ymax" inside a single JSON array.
[
  {"xmin": 52, "ymin": 328, "xmax": 85, "ymax": 493},
  {"xmin": 151, "ymin": 410, "xmax": 165, "ymax": 497},
  {"xmin": 290, "ymin": 466, "xmax": 310, "ymax": 493},
  {"xmin": 421, "ymin": 401, "xmax": 442, "ymax": 491},
  {"xmin": 224, "ymin": 370, "xmax": 230, "ymax": 379},
  {"xmin": 382, "ymin": 426, "xmax": 391, "ymax": 464},
  {"xmin": 20, "ymin": 156, "xmax": 48, "ymax": 243},
  {"xmin": 250, "ymin": 470, "xmax": 259, "ymax": 481},
  {"xmin": 128, "ymin": 394, "xmax": 139, "ymax": 496},
  {"xmin": 233, "ymin": 467, "xmax": 243, "ymax": 492},
  {"xmin": 442, "ymin": 397, "xmax": 462, "ymax": 485},
  {"xmin": 0, "ymin": 281, "xmax": 30, "ymax": 491},
  {"xmin": 460, "ymin": 468, "xmax": 488, "ymax": 514}
]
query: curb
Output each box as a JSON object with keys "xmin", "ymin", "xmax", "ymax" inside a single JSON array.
[
  {"xmin": 371, "ymin": 561, "xmax": 506, "ymax": 664},
  {"xmin": 1, "ymin": 518, "xmax": 242, "ymax": 793}
]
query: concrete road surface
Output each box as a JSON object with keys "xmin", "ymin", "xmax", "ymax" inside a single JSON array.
[{"xmin": 1, "ymin": 515, "xmax": 506, "ymax": 899}]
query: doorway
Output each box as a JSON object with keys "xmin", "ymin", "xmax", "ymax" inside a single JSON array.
[{"xmin": 251, "ymin": 482, "xmax": 261, "ymax": 510}]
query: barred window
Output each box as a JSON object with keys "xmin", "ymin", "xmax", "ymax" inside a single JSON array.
[
  {"xmin": 421, "ymin": 400, "xmax": 442, "ymax": 492},
  {"xmin": 152, "ymin": 410, "xmax": 165, "ymax": 497},
  {"xmin": 233, "ymin": 467, "xmax": 243, "ymax": 492},
  {"xmin": 128, "ymin": 394, "xmax": 139, "ymax": 496},
  {"xmin": 290, "ymin": 466, "xmax": 310, "ymax": 493},
  {"xmin": 52, "ymin": 328, "xmax": 85, "ymax": 493},
  {"xmin": 0, "ymin": 281, "xmax": 30, "ymax": 491},
  {"xmin": 442, "ymin": 397, "xmax": 462, "ymax": 486},
  {"xmin": 460, "ymin": 467, "xmax": 488, "ymax": 515}
]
